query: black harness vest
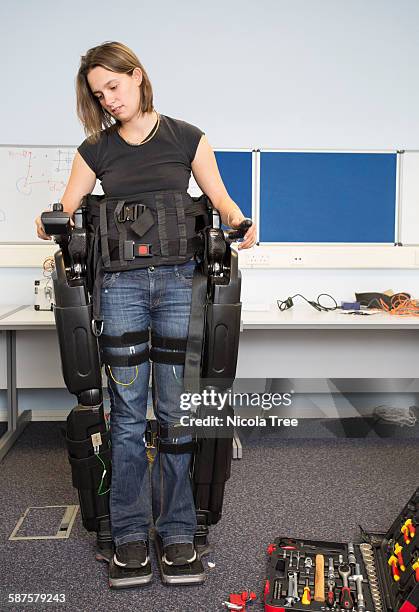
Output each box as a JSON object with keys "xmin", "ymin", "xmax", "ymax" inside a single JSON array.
[{"xmin": 84, "ymin": 189, "xmax": 211, "ymax": 320}]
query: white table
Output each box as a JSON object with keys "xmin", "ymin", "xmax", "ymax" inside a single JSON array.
[
  {"xmin": 2, "ymin": 304, "xmax": 419, "ymax": 461},
  {"xmin": 238, "ymin": 305, "xmax": 419, "ymax": 380},
  {"xmin": 242, "ymin": 302, "xmax": 419, "ymax": 329},
  {"xmin": 0, "ymin": 305, "xmax": 37, "ymax": 461},
  {"xmin": 1, "ymin": 306, "xmax": 55, "ymax": 328},
  {"xmin": 0, "ymin": 305, "xmax": 27, "ymax": 319}
]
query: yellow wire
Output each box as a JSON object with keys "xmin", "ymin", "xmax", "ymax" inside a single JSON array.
[
  {"xmin": 107, "ymin": 365, "xmax": 139, "ymax": 386},
  {"xmin": 146, "ymin": 448, "xmax": 155, "ymax": 464}
]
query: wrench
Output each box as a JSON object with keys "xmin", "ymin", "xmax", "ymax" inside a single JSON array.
[
  {"xmin": 349, "ymin": 563, "xmax": 366, "ymax": 612},
  {"xmin": 338, "ymin": 559, "xmax": 353, "ymax": 610}
]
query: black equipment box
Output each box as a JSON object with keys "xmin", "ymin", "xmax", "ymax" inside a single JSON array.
[{"xmin": 264, "ymin": 488, "xmax": 418, "ymax": 611}]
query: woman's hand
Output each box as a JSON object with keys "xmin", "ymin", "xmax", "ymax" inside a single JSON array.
[
  {"xmin": 35, "ymin": 212, "xmax": 52, "ymax": 240},
  {"xmin": 228, "ymin": 215, "xmax": 257, "ymax": 250}
]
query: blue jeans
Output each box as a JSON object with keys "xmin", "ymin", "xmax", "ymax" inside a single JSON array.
[{"xmin": 101, "ymin": 259, "xmax": 197, "ymax": 548}]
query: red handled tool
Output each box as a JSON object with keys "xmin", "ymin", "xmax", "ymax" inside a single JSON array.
[
  {"xmin": 222, "ymin": 590, "xmax": 257, "ymax": 611},
  {"xmin": 338, "ymin": 559, "xmax": 354, "ymax": 609}
]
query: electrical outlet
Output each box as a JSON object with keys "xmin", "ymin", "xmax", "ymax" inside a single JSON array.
[
  {"xmin": 257, "ymin": 253, "xmax": 270, "ymax": 266},
  {"xmin": 291, "ymin": 254, "xmax": 304, "ymax": 265},
  {"xmin": 249, "ymin": 253, "xmax": 270, "ymax": 266}
]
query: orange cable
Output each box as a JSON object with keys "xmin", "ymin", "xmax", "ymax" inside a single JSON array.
[{"xmin": 379, "ymin": 293, "xmax": 419, "ymax": 317}]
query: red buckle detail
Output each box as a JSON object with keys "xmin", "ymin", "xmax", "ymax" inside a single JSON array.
[{"xmin": 138, "ymin": 245, "xmax": 150, "ymax": 256}]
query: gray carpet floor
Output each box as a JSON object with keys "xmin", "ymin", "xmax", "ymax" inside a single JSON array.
[{"xmin": 0, "ymin": 422, "xmax": 418, "ymax": 612}]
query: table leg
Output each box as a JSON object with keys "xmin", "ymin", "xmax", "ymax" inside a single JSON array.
[{"xmin": 0, "ymin": 330, "xmax": 31, "ymax": 462}]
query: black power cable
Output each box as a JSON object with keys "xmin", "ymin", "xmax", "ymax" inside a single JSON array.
[{"xmin": 277, "ymin": 293, "xmax": 338, "ymax": 312}]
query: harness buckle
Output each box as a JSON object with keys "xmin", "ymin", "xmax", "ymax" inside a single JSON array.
[
  {"xmin": 117, "ymin": 203, "xmax": 145, "ymax": 223},
  {"xmin": 123, "ymin": 241, "xmax": 153, "ymax": 260},
  {"xmin": 136, "ymin": 244, "xmax": 152, "ymax": 257}
]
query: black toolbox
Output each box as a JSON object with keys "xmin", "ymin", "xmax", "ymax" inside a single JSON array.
[{"xmin": 264, "ymin": 488, "xmax": 418, "ymax": 611}]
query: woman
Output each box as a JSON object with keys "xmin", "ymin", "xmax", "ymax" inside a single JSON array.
[{"xmin": 35, "ymin": 41, "xmax": 256, "ymax": 576}]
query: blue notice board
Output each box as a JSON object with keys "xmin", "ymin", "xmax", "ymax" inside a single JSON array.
[
  {"xmin": 260, "ymin": 152, "xmax": 397, "ymax": 242},
  {"xmin": 215, "ymin": 151, "xmax": 252, "ymax": 221}
]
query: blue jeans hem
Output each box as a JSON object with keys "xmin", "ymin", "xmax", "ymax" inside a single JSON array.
[
  {"xmin": 114, "ymin": 532, "xmax": 149, "ymax": 546},
  {"xmin": 161, "ymin": 534, "xmax": 195, "ymax": 547}
]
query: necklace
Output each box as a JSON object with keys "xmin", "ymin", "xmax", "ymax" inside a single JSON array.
[{"xmin": 118, "ymin": 111, "xmax": 160, "ymax": 146}]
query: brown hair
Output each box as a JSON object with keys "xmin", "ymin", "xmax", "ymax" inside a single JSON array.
[{"xmin": 76, "ymin": 41, "xmax": 154, "ymax": 142}]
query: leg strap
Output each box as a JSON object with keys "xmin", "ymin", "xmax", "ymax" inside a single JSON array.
[
  {"xmin": 66, "ymin": 428, "xmax": 111, "ymax": 455},
  {"xmin": 150, "ymin": 331, "xmax": 187, "ymax": 364},
  {"xmin": 99, "ymin": 329, "xmax": 149, "ymax": 347},
  {"xmin": 153, "ymin": 422, "xmax": 197, "ymax": 454},
  {"xmin": 68, "ymin": 449, "xmax": 112, "ymax": 490},
  {"xmin": 157, "ymin": 440, "xmax": 197, "ymax": 454},
  {"xmin": 158, "ymin": 422, "xmax": 195, "ymax": 440},
  {"xmin": 102, "ymin": 347, "xmax": 149, "ymax": 367},
  {"xmin": 99, "ymin": 329, "xmax": 150, "ymax": 367}
]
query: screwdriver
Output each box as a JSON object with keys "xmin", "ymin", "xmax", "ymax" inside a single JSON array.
[
  {"xmin": 302, "ymin": 556, "xmax": 313, "ymax": 606},
  {"xmin": 301, "ymin": 577, "xmax": 311, "ymax": 605}
]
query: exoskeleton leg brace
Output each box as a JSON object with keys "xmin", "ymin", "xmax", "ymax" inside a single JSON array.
[{"xmin": 42, "ymin": 198, "xmax": 250, "ymax": 555}]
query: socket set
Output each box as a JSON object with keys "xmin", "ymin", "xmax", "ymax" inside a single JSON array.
[{"xmin": 264, "ymin": 488, "xmax": 418, "ymax": 611}]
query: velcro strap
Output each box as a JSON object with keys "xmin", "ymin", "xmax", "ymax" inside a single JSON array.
[
  {"xmin": 99, "ymin": 201, "xmax": 111, "ymax": 268},
  {"xmin": 114, "ymin": 200, "xmax": 128, "ymax": 266},
  {"xmin": 151, "ymin": 333, "xmax": 187, "ymax": 351},
  {"xmin": 158, "ymin": 424, "xmax": 195, "ymax": 439},
  {"xmin": 175, "ymin": 192, "xmax": 188, "ymax": 256},
  {"xmin": 157, "ymin": 440, "xmax": 196, "ymax": 454},
  {"xmin": 149, "ymin": 347, "xmax": 185, "ymax": 365},
  {"xmin": 100, "ymin": 329, "xmax": 149, "ymax": 348},
  {"xmin": 66, "ymin": 430, "xmax": 110, "ymax": 455},
  {"xmin": 109, "ymin": 237, "xmax": 201, "ymax": 261},
  {"xmin": 130, "ymin": 207, "xmax": 155, "ymax": 237},
  {"xmin": 156, "ymin": 194, "xmax": 169, "ymax": 257},
  {"xmin": 102, "ymin": 346, "xmax": 149, "ymax": 367},
  {"xmin": 152, "ymin": 237, "xmax": 200, "ymax": 257}
]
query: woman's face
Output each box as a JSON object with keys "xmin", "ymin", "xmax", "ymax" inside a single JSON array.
[{"xmin": 87, "ymin": 66, "xmax": 142, "ymax": 121}]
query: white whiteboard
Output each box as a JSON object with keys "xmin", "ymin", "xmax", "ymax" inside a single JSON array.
[
  {"xmin": 0, "ymin": 144, "xmax": 202, "ymax": 245},
  {"xmin": 0, "ymin": 145, "xmax": 105, "ymax": 243}
]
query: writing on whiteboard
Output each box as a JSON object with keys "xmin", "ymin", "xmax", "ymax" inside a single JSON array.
[{"xmin": 8, "ymin": 149, "xmax": 76, "ymax": 196}]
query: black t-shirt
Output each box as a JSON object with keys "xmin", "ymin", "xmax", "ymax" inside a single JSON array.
[{"xmin": 77, "ymin": 114, "xmax": 204, "ymax": 197}]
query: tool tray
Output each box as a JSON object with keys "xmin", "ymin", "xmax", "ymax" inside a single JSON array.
[{"xmin": 264, "ymin": 488, "xmax": 418, "ymax": 611}]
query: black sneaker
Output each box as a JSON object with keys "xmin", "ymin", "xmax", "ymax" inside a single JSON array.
[
  {"xmin": 162, "ymin": 542, "xmax": 197, "ymax": 566},
  {"xmin": 113, "ymin": 541, "xmax": 149, "ymax": 569}
]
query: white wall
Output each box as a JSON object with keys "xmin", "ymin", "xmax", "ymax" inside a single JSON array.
[{"xmin": 2, "ymin": 0, "xmax": 419, "ymax": 149}]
